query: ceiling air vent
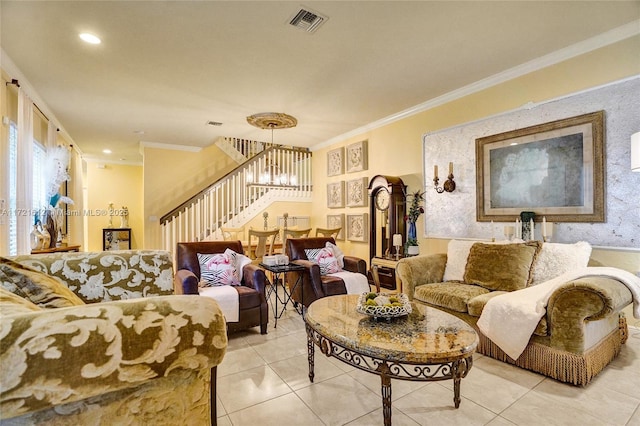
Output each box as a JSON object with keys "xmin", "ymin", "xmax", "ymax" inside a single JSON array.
[{"xmin": 289, "ymin": 7, "xmax": 328, "ymax": 33}]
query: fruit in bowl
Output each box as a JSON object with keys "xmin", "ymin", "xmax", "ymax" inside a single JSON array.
[{"xmin": 357, "ymin": 292, "xmax": 412, "ymax": 319}]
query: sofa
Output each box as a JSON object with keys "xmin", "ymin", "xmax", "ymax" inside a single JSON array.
[
  {"xmin": 396, "ymin": 240, "xmax": 634, "ymax": 385},
  {"xmin": 286, "ymin": 237, "xmax": 368, "ymax": 308},
  {"xmin": 174, "ymin": 240, "xmax": 269, "ymax": 334},
  {"xmin": 1, "ymin": 250, "xmax": 227, "ymax": 425}
]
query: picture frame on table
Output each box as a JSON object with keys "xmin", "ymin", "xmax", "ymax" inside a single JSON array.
[
  {"xmin": 346, "ymin": 213, "xmax": 368, "ymax": 242},
  {"xmin": 346, "ymin": 140, "xmax": 368, "ymax": 173},
  {"xmin": 346, "ymin": 177, "xmax": 368, "ymax": 207},
  {"xmin": 327, "ymin": 214, "xmax": 345, "ymax": 240},
  {"xmin": 476, "ymin": 111, "xmax": 605, "ymax": 223},
  {"xmin": 327, "ymin": 181, "xmax": 345, "ymax": 208}
]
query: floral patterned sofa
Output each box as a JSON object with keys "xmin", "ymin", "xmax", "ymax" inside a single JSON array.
[{"xmin": 0, "ymin": 250, "xmax": 227, "ymax": 425}]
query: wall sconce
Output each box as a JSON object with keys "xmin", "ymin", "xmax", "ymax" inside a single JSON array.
[
  {"xmin": 433, "ymin": 162, "xmax": 456, "ymax": 193},
  {"xmin": 632, "ymin": 131, "xmax": 640, "ymax": 172}
]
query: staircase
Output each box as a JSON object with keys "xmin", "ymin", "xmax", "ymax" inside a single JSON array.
[
  {"xmin": 159, "ymin": 143, "xmax": 312, "ymax": 252},
  {"xmin": 214, "ymin": 136, "xmax": 271, "ymax": 165}
]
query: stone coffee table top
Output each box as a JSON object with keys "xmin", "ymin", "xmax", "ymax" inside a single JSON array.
[{"xmin": 305, "ymin": 294, "xmax": 478, "ymax": 363}]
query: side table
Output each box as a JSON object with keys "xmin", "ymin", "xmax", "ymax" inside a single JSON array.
[
  {"xmin": 31, "ymin": 244, "xmax": 81, "ymax": 255},
  {"xmin": 259, "ymin": 262, "xmax": 306, "ymax": 327},
  {"xmin": 369, "ymin": 257, "xmax": 402, "ymax": 292}
]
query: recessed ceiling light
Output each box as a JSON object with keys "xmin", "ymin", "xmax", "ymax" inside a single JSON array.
[
  {"xmin": 133, "ymin": 130, "xmax": 145, "ymax": 135},
  {"xmin": 102, "ymin": 149, "xmax": 112, "ymax": 154},
  {"xmin": 79, "ymin": 33, "xmax": 101, "ymax": 44}
]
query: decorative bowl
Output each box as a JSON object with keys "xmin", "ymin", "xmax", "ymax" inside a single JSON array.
[{"xmin": 356, "ymin": 292, "xmax": 412, "ymax": 319}]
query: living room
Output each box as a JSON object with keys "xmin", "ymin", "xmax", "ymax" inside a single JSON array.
[{"xmin": 1, "ymin": 2, "xmax": 640, "ymax": 425}]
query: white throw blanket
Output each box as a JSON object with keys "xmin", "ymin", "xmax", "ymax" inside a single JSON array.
[
  {"xmin": 477, "ymin": 266, "xmax": 640, "ymax": 361},
  {"xmin": 198, "ymin": 285, "xmax": 239, "ymax": 322},
  {"xmin": 329, "ymin": 271, "xmax": 371, "ymax": 294}
]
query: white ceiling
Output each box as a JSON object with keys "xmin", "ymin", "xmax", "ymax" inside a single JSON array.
[{"xmin": 1, "ymin": 1, "xmax": 639, "ymax": 163}]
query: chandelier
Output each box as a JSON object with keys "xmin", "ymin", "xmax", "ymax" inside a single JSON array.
[{"xmin": 245, "ymin": 112, "xmax": 299, "ymax": 188}]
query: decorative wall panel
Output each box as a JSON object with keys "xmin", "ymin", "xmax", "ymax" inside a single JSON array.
[{"xmin": 422, "ymin": 77, "xmax": 640, "ymax": 247}]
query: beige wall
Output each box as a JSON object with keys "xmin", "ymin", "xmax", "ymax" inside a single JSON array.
[
  {"xmin": 142, "ymin": 143, "xmax": 239, "ymax": 249},
  {"xmin": 107, "ymin": 36, "xmax": 638, "ymax": 269},
  {"xmin": 85, "ymin": 162, "xmax": 143, "ymax": 251},
  {"xmin": 312, "ymin": 35, "xmax": 640, "ymax": 267}
]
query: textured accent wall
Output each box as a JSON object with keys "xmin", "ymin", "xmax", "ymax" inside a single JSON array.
[{"xmin": 423, "ymin": 77, "xmax": 640, "ymax": 248}]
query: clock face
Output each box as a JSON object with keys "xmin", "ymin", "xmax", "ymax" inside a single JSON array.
[{"xmin": 375, "ymin": 188, "xmax": 390, "ymax": 211}]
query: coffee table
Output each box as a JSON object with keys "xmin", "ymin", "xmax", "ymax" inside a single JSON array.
[{"xmin": 304, "ymin": 294, "xmax": 478, "ymax": 426}]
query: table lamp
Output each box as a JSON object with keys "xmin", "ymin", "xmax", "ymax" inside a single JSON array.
[{"xmin": 392, "ymin": 234, "xmax": 402, "ymax": 260}]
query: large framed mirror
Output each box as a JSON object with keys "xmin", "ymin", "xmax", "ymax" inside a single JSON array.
[{"xmin": 368, "ymin": 176, "xmax": 406, "ymax": 261}]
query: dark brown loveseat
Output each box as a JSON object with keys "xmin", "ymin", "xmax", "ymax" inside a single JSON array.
[
  {"xmin": 286, "ymin": 237, "xmax": 367, "ymax": 308},
  {"xmin": 175, "ymin": 240, "xmax": 269, "ymax": 334}
]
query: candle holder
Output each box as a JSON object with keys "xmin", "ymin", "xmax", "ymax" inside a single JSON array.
[
  {"xmin": 433, "ymin": 174, "xmax": 456, "ymax": 193},
  {"xmin": 541, "ymin": 217, "xmax": 553, "ymax": 243},
  {"xmin": 433, "ymin": 162, "xmax": 456, "ymax": 193},
  {"xmin": 392, "ymin": 234, "xmax": 403, "ymax": 260},
  {"xmin": 394, "ymin": 244, "xmax": 401, "ymax": 260}
]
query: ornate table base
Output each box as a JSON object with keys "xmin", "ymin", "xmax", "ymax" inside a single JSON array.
[
  {"xmin": 303, "ymin": 294, "xmax": 478, "ymax": 426},
  {"xmin": 306, "ymin": 325, "xmax": 473, "ymax": 425}
]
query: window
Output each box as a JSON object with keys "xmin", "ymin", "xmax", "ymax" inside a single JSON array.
[
  {"xmin": 33, "ymin": 140, "xmax": 46, "ymax": 211},
  {"xmin": 6, "ymin": 125, "xmax": 48, "ymax": 255},
  {"xmin": 8, "ymin": 122, "xmax": 17, "ymax": 255}
]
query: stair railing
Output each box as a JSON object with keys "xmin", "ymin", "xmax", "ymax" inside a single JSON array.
[{"xmin": 160, "ymin": 146, "xmax": 312, "ymax": 252}]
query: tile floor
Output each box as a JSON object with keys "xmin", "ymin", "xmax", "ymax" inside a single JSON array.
[{"xmin": 216, "ymin": 291, "xmax": 640, "ymax": 426}]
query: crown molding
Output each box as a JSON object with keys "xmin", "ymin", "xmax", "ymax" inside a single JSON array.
[
  {"xmin": 311, "ymin": 19, "xmax": 640, "ymax": 152},
  {"xmin": 82, "ymin": 155, "xmax": 142, "ymax": 166},
  {"xmin": 139, "ymin": 141, "xmax": 202, "ymax": 154}
]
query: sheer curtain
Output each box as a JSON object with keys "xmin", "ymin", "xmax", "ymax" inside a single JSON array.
[
  {"xmin": 46, "ymin": 120, "xmax": 57, "ymax": 150},
  {"xmin": 16, "ymin": 89, "xmax": 34, "ymax": 254}
]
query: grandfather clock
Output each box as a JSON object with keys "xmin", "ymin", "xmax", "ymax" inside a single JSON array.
[{"xmin": 368, "ymin": 175, "xmax": 406, "ymax": 262}]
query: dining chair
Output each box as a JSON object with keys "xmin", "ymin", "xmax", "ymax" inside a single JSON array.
[
  {"xmin": 315, "ymin": 227, "xmax": 342, "ymax": 239},
  {"xmin": 282, "ymin": 227, "xmax": 312, "ymax": 247},
  {"xmin": 220, "ymin": 227, "xmax": 244, "ymax": 241},
  {"xmin": 247, "ymin": 228, "xmax": 280, "ymax": 260}
]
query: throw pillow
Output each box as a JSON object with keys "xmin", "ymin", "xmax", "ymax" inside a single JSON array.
[
  {"xmin": 442, "ymin": 240, "xmax": 476, "ymax": 282},
  {"xmin": 443, "ymin": 239, "xmax": 520, "ymax": 282},
  {"xmin": 463, "ymin": 241, "xmax": 541, "ymax": 292},
  {"xmin": 325, "ymin": 242, "xmax": 345, "ymax": 269},
  {"xmin": 531, "ymin": 241, "xmax": 592, "ymax": 285},
  {"xmin": 0, "ymin": 257, "xmax": 85, "ymax": 308},
  {"xmin": 197, "ymin": 253, "xmax": 240, "ymax": 286},
  {"xmin": 305, "ymin": 247, "xmax": 341, "ymax": 276},
  {"xmin": 224, "ymin": 248, "xmax": 252, "ymax": 277},
  {"xmin": 0, "ymin": 286, "xmax": 43, "ymax": 316}
]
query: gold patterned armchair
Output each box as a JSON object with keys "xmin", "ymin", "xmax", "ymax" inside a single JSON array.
[{"xmin": 1, "ymin": 250, "xmax": 227, "ymax": 425}]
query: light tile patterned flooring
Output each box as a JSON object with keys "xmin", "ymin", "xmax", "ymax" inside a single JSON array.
[{"xmin": 216, "ymin": 289, "xmax": 640, "ymax": 426}]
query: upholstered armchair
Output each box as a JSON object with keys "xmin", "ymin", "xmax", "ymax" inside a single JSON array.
[
  {"xmin": 175, "ymin": 240, "xmax": 269, "ymax": 334},
  {"xmin": 286, "ymin": 237, "xmax": 367, "ymax": 308},
  {"xmin": 1, "ymin": 250, "xmax": 227, "ymax": 425}
]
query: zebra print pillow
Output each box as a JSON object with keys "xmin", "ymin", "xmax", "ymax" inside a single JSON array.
[
  {"xmin": 197, "ymin": 253, "xmax": 239, "ymax": 286},
  {"xmin": 304, "ymin": 247, "xmax": 341, "ymax": 276}
]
